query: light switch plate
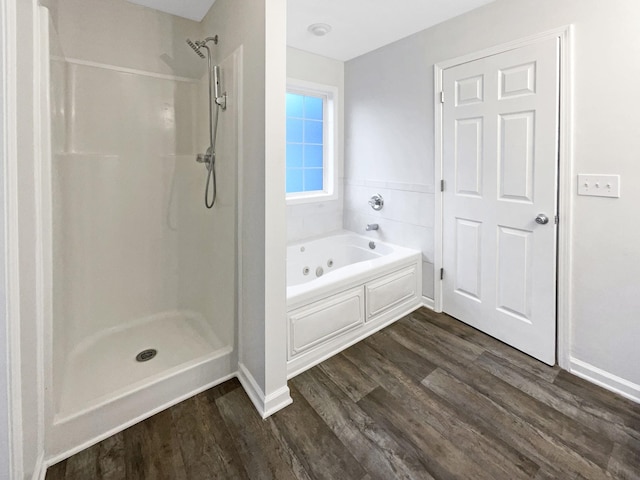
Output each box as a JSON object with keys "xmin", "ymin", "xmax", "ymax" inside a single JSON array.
[{"xmin": 577, "ymin": 174, "xmax": 620, "ymax": 198}]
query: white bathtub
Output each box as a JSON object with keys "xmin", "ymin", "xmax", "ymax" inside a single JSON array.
[{"xmin": 286, "ymin": 231, "xmax": 422, "ymax": 377}]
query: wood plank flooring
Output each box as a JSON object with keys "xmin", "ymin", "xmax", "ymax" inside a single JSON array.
[{"xmin": 46, "ymin": 308, "xmax": 640, "ymax": 479}]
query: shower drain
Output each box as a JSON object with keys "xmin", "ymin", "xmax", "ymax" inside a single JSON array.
[{"xmin": 136, "ymin": 349, "xmax": 157, "ymax": 362}]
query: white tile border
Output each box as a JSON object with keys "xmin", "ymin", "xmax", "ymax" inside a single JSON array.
[{"xmin": 344, "ymin": 177, "xmax": 434, "ymax": 194}]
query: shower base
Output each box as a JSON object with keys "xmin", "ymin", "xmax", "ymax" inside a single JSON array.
[{"xmin": 50, "ymin": 310, "xmax": 234, "ymax": 460}]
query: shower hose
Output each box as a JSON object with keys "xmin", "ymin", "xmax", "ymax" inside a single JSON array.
[{"xmin": 205, "ymin": 96, "xmax": 222, "ymax": 209}]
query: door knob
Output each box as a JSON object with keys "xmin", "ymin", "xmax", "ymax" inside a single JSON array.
[{"xmin": 535, "ymin": 214, "xmax": 549, "ymax": 225}]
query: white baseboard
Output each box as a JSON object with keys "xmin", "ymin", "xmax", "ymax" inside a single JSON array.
[
  {"xmin": 263, "ymin": 386, "xmax": 293, "ymax": 418},
  {"xmin": 422, "ymin": 296, "xmax": 435, "ymax": 310},
  {"xmin": 237, "ymin": 363, "xmax": 292, "ymax": 419},
  {"xmin": 569, "ymin": 357, "xmax": 640, "ymax": 404},
  {"xmin": 237, "ymin": 363, "xmax": 265, "ymax": 415}
]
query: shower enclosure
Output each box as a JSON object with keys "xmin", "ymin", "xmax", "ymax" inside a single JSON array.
[{"xmin": 43, "ymin": 0, "xmax": 240, "ymax": 458}]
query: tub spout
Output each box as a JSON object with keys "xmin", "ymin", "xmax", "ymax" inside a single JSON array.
[{"xmin": 366, "ymin": 223, "xmax": 379, "ymax": 231}]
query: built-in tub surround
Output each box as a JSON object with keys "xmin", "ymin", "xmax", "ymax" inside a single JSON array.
[
  {"xmin": 287, "ymin": 231, "xmax": 422, "ymax": 377},
  {"xmin": 344, "ymin": 183, "xmax": 435, "ymax": 303}
]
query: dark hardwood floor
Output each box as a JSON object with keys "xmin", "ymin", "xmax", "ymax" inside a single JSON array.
[{"xmin": 46, "ymin": 308, "xmax": 640, "ymax": 479}]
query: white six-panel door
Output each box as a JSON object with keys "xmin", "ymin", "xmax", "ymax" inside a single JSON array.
[{"xmin": 442, "ymin": 38, "xmax": 560, "ymax": 365}]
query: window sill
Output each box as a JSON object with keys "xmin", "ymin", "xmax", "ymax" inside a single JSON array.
[{"xmin": 286, "ymin": 190, "xmax": 338, "ymax": 206}]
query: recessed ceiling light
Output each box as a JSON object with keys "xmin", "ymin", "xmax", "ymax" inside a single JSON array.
[{"xmin": 307, "ymin": 23, "xmax": 332, "ymax": 37}]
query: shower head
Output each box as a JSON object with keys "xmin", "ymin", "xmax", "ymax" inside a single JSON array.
[
  {"xmin": 186, "ymin": 39, "xmax": 206, "ymax": 58},
  {"xmin": 186, "ymin": 35, "xmax": 219, "ymax": 59}
]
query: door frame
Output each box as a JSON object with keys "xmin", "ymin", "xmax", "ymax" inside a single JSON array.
[{"xmin": 433, "ymin": 26, "xmax": 574, "ymax": 369}]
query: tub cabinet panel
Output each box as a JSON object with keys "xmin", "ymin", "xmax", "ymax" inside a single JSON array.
[
  {"xmin": 286, "ymin": 233, "xmax": 422, "ymax": 378},
  {"xmin": 288, "ymin": 286, "xmax": 365, "ymax": 359},
  {"xmin": 366, "ymin": 265, "xmax": 418, "ymax": 320}
]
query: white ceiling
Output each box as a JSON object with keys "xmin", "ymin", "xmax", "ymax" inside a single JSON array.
[
  {"xmin": 127, "ymin": 0, "xmax": 216, "ymax": 22},
  {"xmin": 127, "ymin": 0, "xmax": 496, "ymax": 62},
  {"xmin": 289, "ymin": 0, "xmax": 496, "ymax": 61}
]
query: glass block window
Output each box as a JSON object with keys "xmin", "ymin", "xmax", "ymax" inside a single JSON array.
[{"xmin": 286, "ymin": 92, "xmax": 325, "ymax": 194}]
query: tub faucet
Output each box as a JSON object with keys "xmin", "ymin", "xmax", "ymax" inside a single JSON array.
[{"xmin": 366, "ymin": 223, "xmax": 379, "ymax": 231}]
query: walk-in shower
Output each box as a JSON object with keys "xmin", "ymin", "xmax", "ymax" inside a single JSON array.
[
  {"xmin": 187, "ymin": 36, "xmax": 227, "ymax": 208},
  {"xmin": 45, "ymin": 0, "xmax": 239, "ymax": 458}
]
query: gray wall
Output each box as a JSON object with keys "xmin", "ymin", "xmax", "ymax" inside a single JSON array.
[
  {"xmin": 344, "ymin": 0, "xmax": 640, "ymax": 391},
  {"xmin": 204, "ymin": 0, "xmax": 289, "ymax": 402},
  {"xmin": 204, "ymin": 0, "xmax": 269, "ymax": 392}
]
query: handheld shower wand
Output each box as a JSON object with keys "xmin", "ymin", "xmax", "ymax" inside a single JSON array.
[{"xmin": 213, "ymin": 65, "xmax": 226, "ymax": 109}]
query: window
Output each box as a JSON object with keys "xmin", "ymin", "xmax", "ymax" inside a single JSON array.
[{"xmin": 286, "ymin": 80, "xmax": 337, "ymax": 203}]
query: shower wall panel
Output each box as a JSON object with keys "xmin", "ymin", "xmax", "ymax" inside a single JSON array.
[
  {"xmin": 66, "ymin": 64, "xmax": 197, "ymax": 155},
  {"xmin": 55, "ymin": 0, "xmax": 205, "ymax": 79},
  {"xmin": 54, "ymin": 63, "xmax": 199, "ymax": 350},
  {"xmin": 175, "ymin": 50, "xmax": 239, "ymax": 349},
  {"xmin": 49, "ymin": 17, "xmax": 69, "ymax": 407}
]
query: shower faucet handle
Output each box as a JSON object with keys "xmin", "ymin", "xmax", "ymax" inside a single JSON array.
[
  {"xmin": 369, "ymin": 194, "xmax": 384, "ymax": 211},
  {"xmin": 196, "ymin": 153, "xmax": 212, "ymax": 166}
]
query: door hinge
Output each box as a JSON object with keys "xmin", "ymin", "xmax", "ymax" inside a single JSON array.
[
  {"xmin": 440, "ymin": 268, "xmax": 444, "ymax": 280},
  {"xmin": 440, "ymin": 91, "xmax": 445, "ymax": 104},
  {"xmin": 440, "ymin": 179, "xmax": 445, "ymax": 192}
]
